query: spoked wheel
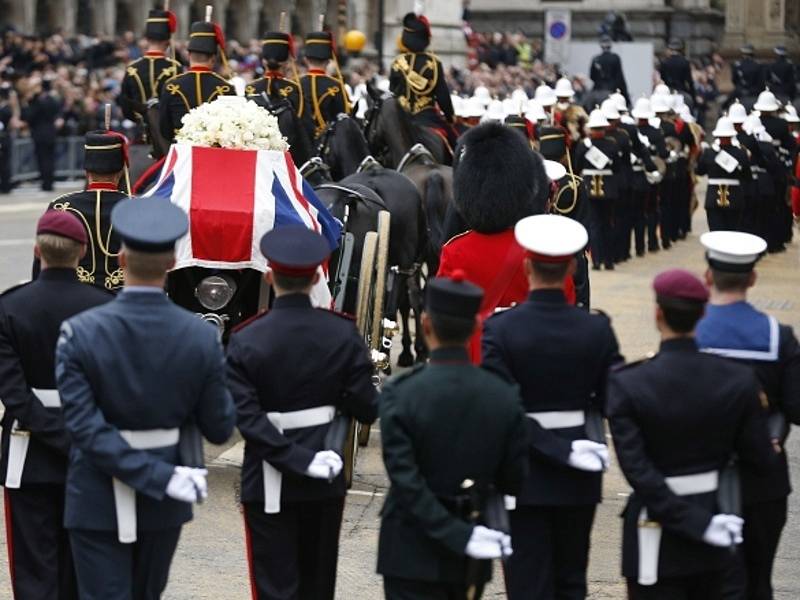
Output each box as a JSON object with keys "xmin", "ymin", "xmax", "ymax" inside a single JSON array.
[
  {"xmin": 359, "ymin": 211, "xmax": 392, "ymax": 447},
  {"xmin": 344, "ymin": 231, "xmax": 378, "ymax": 487}
]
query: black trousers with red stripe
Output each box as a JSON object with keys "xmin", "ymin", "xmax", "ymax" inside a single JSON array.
[
  {"xmin": 243, "ymin": 498, "xmax": 344, "ymax": 600},
  {"xmin": 4, "ymin": 484, "xmax": 78, "ymax": 600}
]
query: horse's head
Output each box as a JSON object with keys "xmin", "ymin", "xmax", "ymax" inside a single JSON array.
[{"xmin": 316, "ymin": 114, "xmax": 369, "ymax": 181}]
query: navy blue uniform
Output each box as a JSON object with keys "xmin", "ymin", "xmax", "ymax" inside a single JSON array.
[
  {"xmin": 767, "ymin": 56, "xmax": 796, "ymax": 102},
  {"xmin": 634, "ymin": 122, "xmax": 667, "ymax": 254},
  {"xmin": 118, "ymin": 52, "xmax": 182, "ymax": 121},
  {"xmin": 159, "ymin": 66, "xmax": 235, "ymax": 143},
  {"xmin": 299, "ymin": 69, "xmax": 349, "ymax": 140},
  {"xmin": 378, "ymin": 347, "xmax": 529, "ymax": 599},
  {"xmin": 226, "ymin": 293, "xmax": 377, "ymax": 600},
  {"xmin": 695, "ymin": 144, "xmax": 752, "ymax": 232},
  {"xmin": 482, "ymin": 289, "xmax": 622, "ymax": 599},
  {"xmin": 659, "ymin": 55, "xmax": 694, "ymax": 96},
  {"xmin": 590, "ymin": 50, "xmax": 629, "ymax": 98},
  {"xmin": 697, "ymin": 302, "xmax": 800, "ymax": 600},
  {"xmin": 607, "ymin": 338, "xmax": 776, "ymax": 599},
  {"xmin": 246, "ymin": 72, "xmax": 303, "ymax": 116},
  {"xmin": 55, "ymin": 289, "xmax": 235, "ymax": 600},
  {"xmin": 733, "ymin": 58, "xmax": 765, "ymax": 101},
  {"xmin": 390, "ymin": 51, "xmax": 455, "ymax": 138},
  {"xmin": 0, "ymin": 269, "xmax": 111, "ymax": 600}
]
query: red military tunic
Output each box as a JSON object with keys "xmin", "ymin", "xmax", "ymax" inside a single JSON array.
[{"xmin": 438, "ymin": 228, "xmax": 576, "ymax": 363}]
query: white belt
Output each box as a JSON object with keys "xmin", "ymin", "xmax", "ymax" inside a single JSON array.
[
  {"xmin": 5, "ymin": 389, "xmax": 63, "ymax": 489},
  {"xmin": 638, "ymin": 470, "xmax": 718, "ymax": 586},
  {"xmin": 262, "ymin": 405, "xmax": 335, "ymax": 514},
  {"xmin": 708, "ymin": 178, "xmax": 740, "ymax": 186},
  {"xmin": 113, "ymin": 428, "xmax": 180, "ymax": 544},
  {"xmin": 632, "ymin": 165, "xmax": 645, "ymax": 172},
  {"xmin": 527, "ymin": 410, "xmax": 585, "ymax": 430},
  {"xmin": 582, "ymin": 169, "xmax": 613, "ymax": 176}
]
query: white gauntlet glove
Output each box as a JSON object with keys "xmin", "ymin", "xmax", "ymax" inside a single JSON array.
[
  {"xmin": 702, "ymin": 514, "xmax": 744, "ymax": 547},
  {"xmin": 465, "ymin": 525, "xmax": 512, "ymax": 559},
  {"xmin": 305, "ymin": 450, "xmax": 343, "ymax": 481},
  {"xmin": 567, "ymin": 440, "xmax": 609, "ymax": 472},
  {"xmin": 165, "ymin": 467, "xmax": 208, "ymax": 503}
]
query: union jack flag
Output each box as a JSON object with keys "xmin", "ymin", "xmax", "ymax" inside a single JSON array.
[{"xmin": 144, "ymin": 144, "xmax": 341, "ymax": 272}]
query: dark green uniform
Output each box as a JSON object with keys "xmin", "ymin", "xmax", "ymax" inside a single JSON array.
[
  {"xmin": 298, "ymin": 69, "xmax": 348, "ymax": 140},
  {"xmin": 158, "ymin": 66, "xmax": 234, "ymax": 143},
  {"xmin": 377, "ymin": 347, "xmax": 529, "ymax": 598},
  {"xmin": 118, "ymin": 52, "xmax": 182, "ymax": 121},
  {"xmin": 246, "ymin": 72, "xmax": 303, "ymax": 114}
]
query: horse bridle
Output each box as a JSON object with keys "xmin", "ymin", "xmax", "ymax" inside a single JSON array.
[{"xmin": 362, "ymin": 92, "xmax": 395, "ymax": 165}]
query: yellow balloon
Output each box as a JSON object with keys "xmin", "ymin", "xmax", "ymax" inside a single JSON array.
[{"xmin": 344, "ymin": 29, "xmax": 367, "ymax": 52}]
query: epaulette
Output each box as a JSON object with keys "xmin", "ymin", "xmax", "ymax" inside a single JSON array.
[
  {"xmin": 611, "ymin": 355, "xmax": 653, "ymax": 372},
  {"xmin": 442, "ymin": 229, "xmax": 474, "ymax": 247},
  {"xmin": 316, "ymin": 307, "xmax": 356, "ymax": 321},
  {"xmin": 383, "ymin": 363, "xmax": 425, "ymax": 389},
  {"xmin": 231, "ymin": 309, "xmax": 269, "ymax": 333}
]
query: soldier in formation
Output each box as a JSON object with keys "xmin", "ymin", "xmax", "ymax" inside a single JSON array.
[{"xmin": 298, "ymin": 30, "xmax": 350, "ymax": 141}]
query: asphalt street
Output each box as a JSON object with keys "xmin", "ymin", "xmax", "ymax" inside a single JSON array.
[{"xmin": 0, "ymin": 183, "xmax": 799, "ymax": 598}]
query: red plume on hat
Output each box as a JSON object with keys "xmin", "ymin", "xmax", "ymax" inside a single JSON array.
[
  {"xmin": 213, "ymin": 23, "xmax": 226, "ymax": 50},
  {"xmin": 105, "ymin": 131, "xmax": 130, "ymax": 166},
  {"xmin": 288, "ymin": 34, "xmax": 296, "ymax": 58},
  {"xmin": 167, "ymin": 10, "xmax": 177, "ymax": 34}
]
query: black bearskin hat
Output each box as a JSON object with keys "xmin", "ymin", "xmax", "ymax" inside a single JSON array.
[{"xmin": 453, "ymin": 122, "xmax": 549, "ymax": 233}]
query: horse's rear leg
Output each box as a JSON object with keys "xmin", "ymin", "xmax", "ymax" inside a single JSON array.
[
  {"xmin": 408, "ymin": 272, "xmax": 429, "ymax": 363},
  {"xmin": 397, "ymin": 275, "xmax": 415, "ymax": 368}
]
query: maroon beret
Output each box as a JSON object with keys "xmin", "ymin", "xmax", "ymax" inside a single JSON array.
[
  {"xmin": 36, "ymin": 210, "xmax": 88, "ymax": 245},
  {"xmin": 653, "ymin": 269, "xmax": 709, "ymax": 303}
]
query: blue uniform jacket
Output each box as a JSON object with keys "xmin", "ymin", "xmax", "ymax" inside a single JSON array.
[
  {"xmin": 55, "ymin": 289, "xmax": 235, "ymax": 531},
  {"xmin": 482, "ymin": 289, "xmax": 623, "ymax": 505}
]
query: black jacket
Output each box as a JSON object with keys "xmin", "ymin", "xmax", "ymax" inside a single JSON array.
[
  {"xmin": 733, "ymin": 57, "xmax": 765, "ymax": 98},
  {"xmin": 389, "ymin": 51, "xmax": 454, "ymax": 121},
  {"xmin": 608, "ymin": 338, "xmax": 775, "ymax": 580},
  {"xmin": 377, "ymin": 346, "xmax": 528, "ymax": 584},
  {"xmin": 246, "ymin": 73, "xmax": 303, "ymax": 115},
  {"xmin": 298, "ymin": 70, "xmax": 349, "ymax": 140},
  {"xmin": 767, "ymin": 57, "xmax": 796, "ymax": 101},
  {"xmin": 590, "ymin": 50, "xmax": 628, "ymax": 98},
  {"xmin": 0, "ymin": 269, "xmax": 112, "ymax": 485},
  {"xmin": 159, "ymin": 67, "xmax": 235, "ymax": 142},
  {"xmin": 226, "ymin": 294, "xmax": 377, "ymax": 505},
  {"xmin": 573, "ymin": 136, "xmax": 623, "ymax": 199},
  {"xmin": 118, "ymin": 53, "xmax": 182, "ymax": 120},
  {"xmin": 659, "ymin": 55, "xmax": 694, "ymax": 96},
  {"xmin": 482, "ymin": 289, "xmax": 622, "ymax": 505},
  {"xmin": 695, "ymin": 144, "xmax": 752, "ymax": 211}
]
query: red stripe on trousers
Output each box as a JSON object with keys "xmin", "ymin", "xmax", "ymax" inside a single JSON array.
[
  {"xmin": 242, "ymin": 508, "xmax": 258, "ymax": 600},
  {"xmin": 191, "ymin": 147, "xmax": 257, "ymax": 262},
  {"xmin": 4, "ymin": 489, "xmax": 16, "ymax": 599}
]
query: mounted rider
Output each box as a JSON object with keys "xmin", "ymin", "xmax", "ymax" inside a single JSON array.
[
  {"xmin": 159, "ymin": 7, "xmax": 235, "ymax": 145},
  {"xmin": 298, "ymin": 29, "xmax": 351, "ymax": 141},
  {"xmin": 389, "ymin": 11, "xmax": 457, "ymax": 148},
  {"xmin": 118, "ymin": 7, "xmax": 182, "ymax": 158},
  {"xmin": 246, "ymin": 30, "xmax": 304, "ymax": 117}
]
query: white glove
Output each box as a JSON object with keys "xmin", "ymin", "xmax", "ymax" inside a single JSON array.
[
  {"xmin": 646, "ymin": 171, "xmax": 663, "ymax": 185},
  {"xmin": 165, "ymin": 466, "xmax": 208, "ymax": 503},
  {"xmin": 465, "ymin": 525, "xmax": 512, "ymax": 559},
  {"xmin": 703, "ymin": 514, "xmax": 744, "ymax": 547},
  {"xmin": 305, "ymin": 450, "xmax": 343, "ymax": 480},
  {"xmin": 568, "ymin": 440, "xmax": 609, "ymax": 472}
]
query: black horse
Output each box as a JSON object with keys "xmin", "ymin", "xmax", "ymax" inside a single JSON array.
[
  {"xmin": 315, "ymin": 114, "xmax": 371, "ymax": 181},
  {"xmin": 363, "ymin": 88, "xmax": 451, "ymax": 168},
  {"xmin": 251, "ymin": 95, "xmax": 315, "ymax": 168},
  {"xmin": 308, "ymin": 157, "xmax": 428, "ymax": 366}
]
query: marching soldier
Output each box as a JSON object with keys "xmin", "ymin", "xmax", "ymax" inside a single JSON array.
[
  {"xmin": 573, "ymin": 108, "xmax": 622, "ymax": 270},
  {"xmin": 659, "ymin": 39, "xmax": 694, "ymax": 99},
  {"xmin": 631, "ymin": 97, "xmax": 667, "ymax": 254},
  {"xmin": 590, "ymin": 35, "xmax": 629, "ymax": 101},
  {"xmin": 118, "ymin": 7, "xmax": 182, "ymax": 155},
  {"xmin": 0, "ymin": 211, "xmax": 112, "ymax": 600},
  {"xmin": 377, "ymin": 272, "xmax": 528, "ymax": 599},
  {"xmin": 299, "ymin": 30, "xmax": 350, "ymax": 141},
  {"xmin": 608, "ymin": 269, "xmax": 776, "ymax": 599},
  {"xmin": 159, "ymin": 16, "xmax": 235, "ymax": 144},
  {"xmin": 695, "ymin": 116, "xmax": 752, "ymax": 232},
  {"xmin": 767, "ymin": 46, "xmax": 796, "ymax": 104},
  {"xmin": 554, "ymin": 78, "xmax": 588, "ymax": 144},
  {"xmin": 755, "ymin": 89, "xmax": 797, "ymax": 249},
  {"xmin": 246, "ymin": 32, "xmax": 303, "ymax": 115},
  {"xmin": 389, "ymin": 11, "xmax": 456, "ymax": 147},
  {"xmin": 34, "ymin": 129, "xmax": 131, "ymax": 292},
  {"xmin": 55, "ymin": 197, "xmax": 235, "ymax": 599},
  {"xmin": 482, "ymin": 215, "xmax": 623, "ymax": 600},
  {"xmin": 226, "ymin": 226, "xmax": 377, "ymax": 600},
  {"xmin": 437, "ymin": 123, "xmax": 575, "ymax": 363},
  {"xmin": 600, "ymin": 98, "xmax": 634, "ymax": 264},
  {"xmin": 696, "ymin": 231, "xmax": 800, "ymax": 600},
  {"xmin": 732, "ymin": 44, "xmax": 766, "ymax": 106}
]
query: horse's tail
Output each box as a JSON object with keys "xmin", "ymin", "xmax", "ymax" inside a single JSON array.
[{"xmin": 423, "ymin": 171, "xmax": 446, "ymax": 255}]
